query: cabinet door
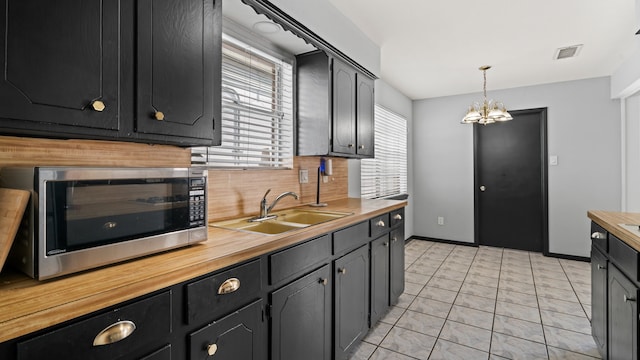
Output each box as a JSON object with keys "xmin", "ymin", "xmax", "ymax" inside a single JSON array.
[
  {"xmin": 0, "ymin": 0, "xmax": 119, "ymax": 131},
  {"xmin": 334, "ymin": 245, "xmax": 370, "ymax": 360},
  {"xmin": 390, "ymin": 227, "xmax": 405, "ymax": 305},
  {"xmin": 136, "ymin": 0, "xmax": 221, "ymax": 145},
  {"xmin": 370, "ymin": 235, "xmax": 390, "ymax": 325},
  {"xmin": 608, "ymin": 265, "xmax": 638, "ymax": 360},
  {"xmin": 189, "ymin": 299, "xmax": 265, "ymax": 360},
  {"xmin": 356, "ymin": 73, "xmax": 374, "ymax": 157},
  {"xmin": 271, "ymin": 264, "xmax": 331, "ymax": 360},
  {"xmin": 591, "ymin": 246, "xmax": 607, "ymax": 359},
  {"xmin": 331, "ymin": 59, "xmax": 356, "ymax": 155}
]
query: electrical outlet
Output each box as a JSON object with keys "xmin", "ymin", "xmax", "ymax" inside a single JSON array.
[
  {"xmin": 299, "ymin": 169, "xmax": 309, "ymax": 184},
  {"xmin": 437, "ymin": 216, "xmax": 444, "ymax": 225}
]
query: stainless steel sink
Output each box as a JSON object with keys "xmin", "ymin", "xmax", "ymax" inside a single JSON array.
[{"xmin": 211, "ymin": 208, "xmax": 352, "ymax": 235}]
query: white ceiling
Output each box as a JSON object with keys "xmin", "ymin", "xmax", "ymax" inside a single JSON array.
[{"xmin": 326, "ymin": 0, "xmax": 639, "ymax": 99}]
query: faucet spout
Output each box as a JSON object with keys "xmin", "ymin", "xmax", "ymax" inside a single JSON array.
[
  {"xmin": 253, "ymin": 190, "xmax": 299, "ymax": 222},
  {"xmin": 267, "ymin": 191, "xmax": 299, "ymax": 213}
]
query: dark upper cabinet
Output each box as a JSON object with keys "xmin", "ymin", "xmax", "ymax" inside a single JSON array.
[
  {"xmin": 0, "ymin": 0, "xmax": 120, "ymax": 131},
  {"xmin": 296, "ymin": 51, "xmax": 374, "ymax": 158},
  {"xmin": 608, "ymin": 264, "xmax": 638, "ymax": 360},
  {"xmin": 356, "ymin": 74, "xmax": 375, "ymax": 157},
  {"xmin": 135, "ymin": 0, "xmax": 220, "ymax": 143},
  {"xmin": 334, "ymin": 245, "xmax": 370, "ymax": 360},
  {"xmin": 271, "ymin": 264, "xmax": 332, "ymax": 360},
  {"xmin": 0, "ymin": 0, "xmax": 221, "ymax": 146}
]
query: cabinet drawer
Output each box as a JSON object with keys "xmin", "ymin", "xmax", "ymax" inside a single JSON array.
[
  {"xmin": 17, "ymin": 291, "xmax": 171, "ymax": 360},
  {"xmin": 333, "ymin": 221, "xmax": 369, "ymax": 255},
  {"xmin": 189, "ymin": 299, "xmax": 264, "ymax": 360},
  {"xmin": 591, "ymin": 222, "xmax": 608, "ymax": 253},
  {"xmin": 140, "ymin": 345, "xmax": 171, "ymax": 360},
  {"xmin": 370, "ymin": 213, "xmax": 390, "ymax": 239},
  {"xmin": 186, "ymin": 259, "xmax": 261, "ymax": 325},
  {"xmin": 270, "ymin": 235, "xmax": 331, "ymax": 285},
  {"xmin": 609, "ymin": 234, "xmax": 639, "ymax": 283},
  {"xmin": 389, "ymin": 208, "xmax": 404, "ymax": 228}
]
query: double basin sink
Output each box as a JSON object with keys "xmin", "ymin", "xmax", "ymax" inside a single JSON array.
[{"xmin": 211, "ymin": 208, "xmax": 353, "ymax": 235}]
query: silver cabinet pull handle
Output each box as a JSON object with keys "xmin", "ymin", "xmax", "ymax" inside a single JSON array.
[
  {"xmin": 393, "ymin": 214, "xmax": 402, "ymax": 220},
  {"xmin": 376, "ymin": 220, "xmax": 385, "ymax": 227},
  {"xmin": 218, "ymin": 278, "xmax": 240, "ymax": 295},
  {"xmin": 591, "ymin": 232, "xmax": 606, "ymax": 240},
  {"xmin": 93, "ymin": 320, "xmax": 136, "ymax": 346},
  {"xmin": 597, "ymin": 264, "xmax": 606, "ymax": 270},
  {"xmin": 624, "ymin": 295, "xmax": 636, "ymax": 302},
  {"xmin": 383, "ymin": 242, "xmax": 389, "ymax": 247},
  {"xmin": 338, "ymin": 268, "xmax": 347, "ymax": 275},
  {"xmin": 319, "ymin": 278, "xmax": 328, "ymax": 286},
  {"xmin": 207, "ymin": 343, "xmax": 218, "ymax": 356},
  {"xmin": 392, "ymin": 237, "xmax": 398, "ymax": 242}
]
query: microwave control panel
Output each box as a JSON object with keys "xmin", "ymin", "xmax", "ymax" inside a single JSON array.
[{"xmin": 188, "ymin": 177, "xmax": 207, "ymax": 226}]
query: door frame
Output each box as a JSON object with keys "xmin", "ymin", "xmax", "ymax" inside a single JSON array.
[{"xmin": 472, "ymin": 107, "xmax": 549, "ymax": 255}]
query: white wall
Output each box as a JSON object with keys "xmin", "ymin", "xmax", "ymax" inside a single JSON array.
[
  {"xmin": 626, "ymin": 93, "xmax": 640, "ymax": 211},
  {"xmin": 413, "ymin": 77, "xmax": 621, "ymax": 257}
]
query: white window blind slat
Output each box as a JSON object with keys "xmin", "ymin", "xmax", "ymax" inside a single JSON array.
[
  {"xmin": 192, "ymin": 33, "xmax": 293, "ymax": 169},
  {"xmin": 361, "ymin": 105, "xmax": 408, "ymax": 199}
]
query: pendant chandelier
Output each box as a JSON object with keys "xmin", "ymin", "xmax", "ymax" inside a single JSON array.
[{"xmin": 461, "ymin": 65, "xmax": 512, "ymax": 125}]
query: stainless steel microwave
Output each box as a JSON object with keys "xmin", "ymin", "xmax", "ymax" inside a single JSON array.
[{"xmin": 0, "ymin": 167, "xmax": 208, "ymax": 280}]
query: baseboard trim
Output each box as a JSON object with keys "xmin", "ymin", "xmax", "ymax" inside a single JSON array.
[
  {"xmin": 546, "ymin": 252, "xmax": 590, "ymax": 262},
  {"xmin": 409, "ymin": 236, "xmax": 478, "ymax": 248}
]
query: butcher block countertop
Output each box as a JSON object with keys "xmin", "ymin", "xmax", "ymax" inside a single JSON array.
[
  {"xmin": 0, "ymin": 198, "xmax": 406, "ymax": 343},
  {"xmin": 588, "ymin": 210, "xmax": 640, "ymax": 252}
]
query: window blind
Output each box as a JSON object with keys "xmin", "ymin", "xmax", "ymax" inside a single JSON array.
[
  {"xmin": 361, "ymin": 105, "xmax": 408, "ymax": 199},
  {"xmin": 192, "ymin": 34, "xmax": 294, "ymax": 168}
]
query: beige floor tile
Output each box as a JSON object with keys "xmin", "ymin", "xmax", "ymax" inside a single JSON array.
[
  {"xmin": 496, "ymin": 289, "xmax": 539, "ymax": 308},
  {"xmin": 368, "ymin": 347, "xmax": 416, "ymax": 360},
  {"xmin": 447, "ymin": 305, "xmax": 494, "ymax": 330},
  {"xmin": 454, "ymin": 293, "xmax": 497, "ymax": 313},
  {"xmin": 543, "ymin": 326, "xmax": 600, "ymax": 358},
  {"xmin": 465, "ymin": 274, "xmax": 499, "ymax": 288},
  {"xmin": 348, "ymin": 341, "xmax": 377, "ymax": 360},
  {"xmin": 540, "ymin": 310, "xmax": 591, "ymax": 335},
  {"xmin": 490, "ymin": 332, "xmax": 549, "ymax": 360},
  {"xmin": 409, "ymin": 296, "xmax": 453, "ymax": 318},
  {"xmin": 538, "ymin": 297, "xmax": 586, "ymax": 317},
  {"xmin": 499, "ymin": 271, "xmax": 534, "ymax": 284},
  {"xmin": 459, "ymin": 282, "xmax": 498, "ymax": 299},
  {"xmin": 417, "ymin": 285, "xmax": 458, "ymax": 303},
  {"xmin": 396, "ymin": 309, "xmax": 446, "ymax": 337},
  {"xmin": 429, "ymin": 339, "xmax": 489, "ymax": 360},
  {"xmin": 404, "ymin": 282, "xmax": 425, "ymax": 296},
  {"xmin": 536, "ymin": 286, "xmax": 580, "ymax": 303},
  {"xmin": 495, "ymin": 301, "xmax": 541, "ymax": 323},
  {"xmin": 363, "ymin": 321, "xmax": 393, "ymax": 345},
  {"xmin": 492, "ymin": 314, "xmax": 545, "ymax": 343},
  {"xmin": 405, "ymin": 272, "xmax": 431, "ymax": 285},
  {"xmin": 427, "ymin": 276, "xmax": 463, "ymax": 292},
  {"xmin": 439, "ymin": 320, "xmax": 492, "ymax": 352},
  {"xmin": 498, "ymin": 279, "xmax": 537, "ymax": 295},
  {"xmin": 547, "ymin": 346, "xmax": 601, "ymax": 360},
  {"xmin": 396, "ymin": 293, "xmax": 416, "ymax": 308},
  {"xmin": 380, "ymin": 306, "xmax": 406, "ymax": 325},
  {"xmin": 379, "ymin": 326, "xmax": 437, "ymax": 359}
]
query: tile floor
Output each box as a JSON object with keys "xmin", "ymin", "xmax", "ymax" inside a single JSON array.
[{"xmin": 349, "ymin": 240, "xmax": 599, "ymax": 360}]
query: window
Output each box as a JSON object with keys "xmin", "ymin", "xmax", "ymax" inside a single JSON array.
[
  {"xmin": 361, "ymin": 105, "xmax": 408, "ymax": 199},
  {"xmin": 192, "ymin": 33, "xmax": 294, "ymax": 168}
]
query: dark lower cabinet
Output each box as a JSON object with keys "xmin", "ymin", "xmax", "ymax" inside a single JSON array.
[
  {"xmin": 370, "ymin": 235, "xmax": 390, "ymax": 325},
  {"xmin": 591, "ymin": 246, "xmax": 607, "ymax": 359},
  {"xmin": 390, "ymin": 227, "xmax": 405, "ymax": 305},
  {"xmin": 608, "ymin": 264, "xmax": 638, "ymax": 360},
  {"xmin": 271, "ymin": 264, "xmax": 332, "ymax": 360},
  {"xmin": 141, "ymin": 345, "xmax": 172, "ymax": 360},
  {"xmin": 334, "ymin": 245, "xmax": 370, "ymax": 360},
  {"xmin": 189, "ymin": 299, "xmax": 265, "ymax": 360}
]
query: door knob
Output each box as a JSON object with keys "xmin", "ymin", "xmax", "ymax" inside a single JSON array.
[{"xmin": 480, "ymin": 185, "xmax": 486, "ymax": 192}]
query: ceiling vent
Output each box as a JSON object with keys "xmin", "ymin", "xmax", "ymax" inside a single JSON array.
[{"xmin": 554, "ymin": 44, "xmax": 583, "ymax": 60}]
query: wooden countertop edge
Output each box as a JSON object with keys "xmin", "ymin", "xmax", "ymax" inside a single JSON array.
[
  {"xmin": 587, "ymin": 210, "xmax": 640, "ymax": 252},
  {"xmin": 0, "ymin": 198, "xmax": 406, "ymax": 343}
]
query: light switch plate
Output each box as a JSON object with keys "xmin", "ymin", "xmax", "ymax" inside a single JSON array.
[
  {"xmin": 550, "ymin": 155, "xmax": 558, "ymax": 166},
  {"xmin": 299, "ymin": 169, "xmax": 309, "ymax": 184}
]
